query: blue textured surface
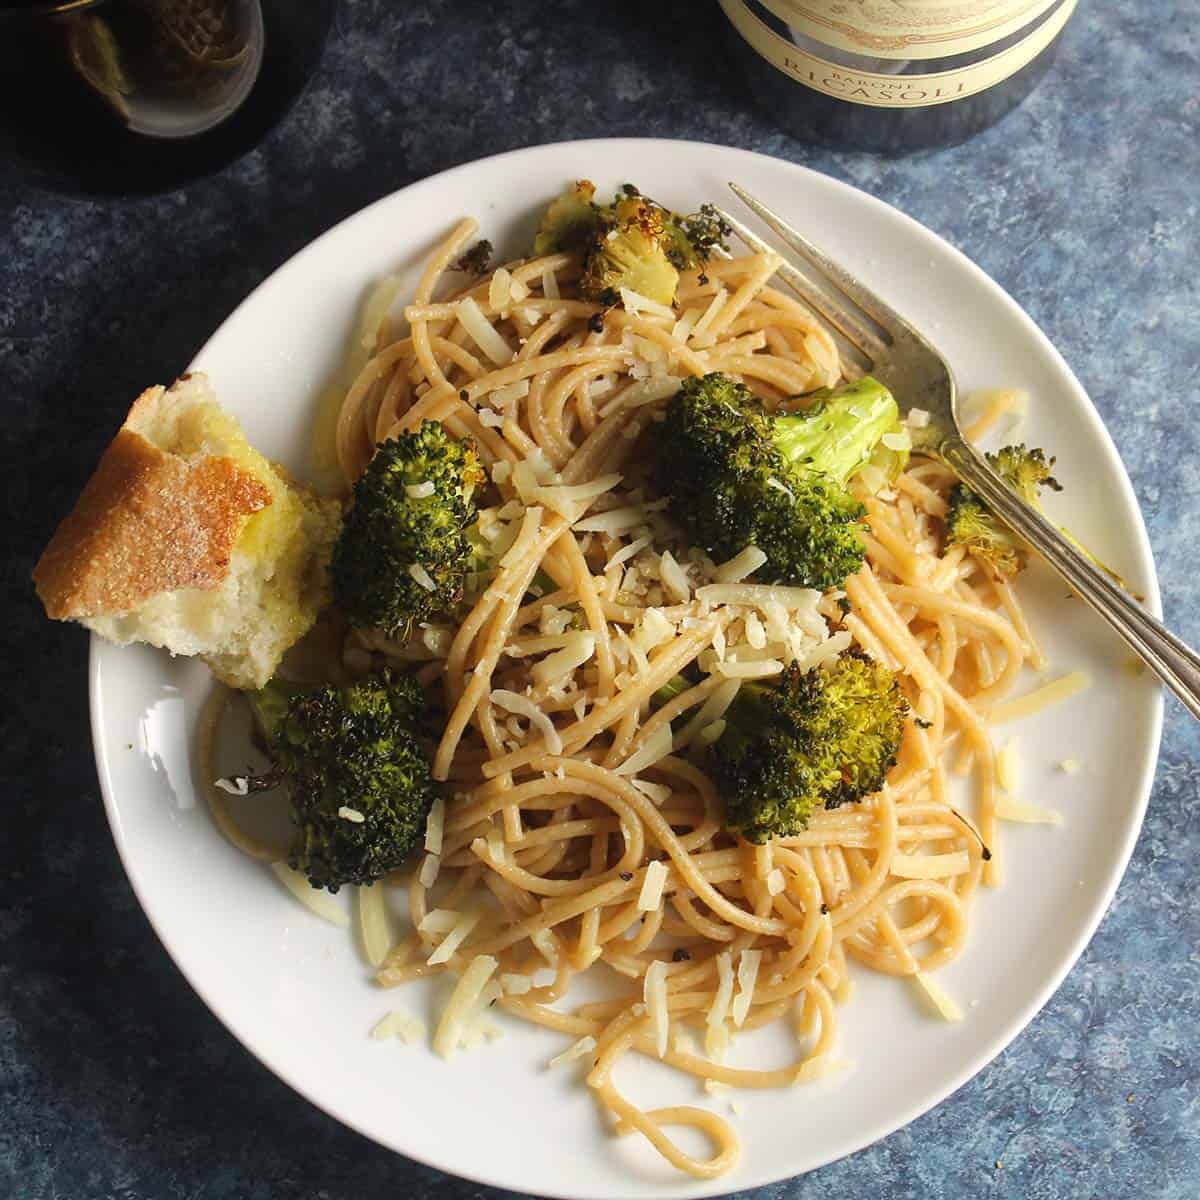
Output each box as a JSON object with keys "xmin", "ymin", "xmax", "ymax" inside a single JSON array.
[{"xmin": 2, "ymin": 2, "xmax": 1198, "ymax": 1197}]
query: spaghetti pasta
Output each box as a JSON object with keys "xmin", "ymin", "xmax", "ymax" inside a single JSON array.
[{"xmin": 206, "ymin": 214, "xmax": 1067, "ymax": 1181}]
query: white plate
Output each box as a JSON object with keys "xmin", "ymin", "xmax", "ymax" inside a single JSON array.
[{"xmin": 90, "ymin": 139, "xmax": 1163, "ymax": 1198}]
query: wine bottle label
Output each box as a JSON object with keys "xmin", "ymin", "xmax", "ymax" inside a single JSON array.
[
  {"xmin": 751, "ymin": 0, "xmax": 1066, "ymax": 60},
  {"xmin": 720, "ymin": 0, "xmax": 1077, "ymax": 108}
]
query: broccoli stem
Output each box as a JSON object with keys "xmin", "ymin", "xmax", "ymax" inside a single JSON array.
[
  {"xmin": 772, "ymin": 378, "xmax": 900, "ymax": 487},
  {"xmin": 651, "ymin": 673, "xmax": 692, "ymax": 708},
  {"xmin": 247, "ymin": 677, "xmax": 302, "ymax": 743}
]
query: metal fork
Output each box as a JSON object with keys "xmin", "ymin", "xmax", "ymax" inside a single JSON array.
[{"xmin": 720, "ymin": 182, "xmax": 1200, "ymax": 721}]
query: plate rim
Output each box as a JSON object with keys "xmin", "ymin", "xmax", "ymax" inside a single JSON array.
[{"xmin": 89, "ymin": 136, "xmax": 1165, "ymax": 1198}]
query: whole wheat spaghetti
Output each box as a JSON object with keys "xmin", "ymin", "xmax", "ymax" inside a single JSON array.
[{"xmin": 205, "ymin": 214, "xmax": 1073, "ymax": 1180}]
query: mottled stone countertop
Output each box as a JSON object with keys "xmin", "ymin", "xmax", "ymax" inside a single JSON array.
[{"xmin": 2, "ymin": 2, "xmax": 1198, "ymax": 1197}]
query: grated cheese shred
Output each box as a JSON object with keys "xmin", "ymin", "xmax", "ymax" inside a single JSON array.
[
  {"xmin": 270, "ymin": 862, "xmax": 348, "ymax": 927},
  {"xmin": 637, "ymin": 859, "xmax": 670, "ymax": 910},
  {"xmin": 912, "ymin": 971, "xmax": 964, "ymax": 1022},
  {"xmin": 434, "ymin": 955, "xmax": 498, "ymax": 1058},
  {"xmin": 644, "ymin": 959, "xmax": 670, "ymax": 1058},
  {"xmin": 548, "ymin": 1035, "xmax": 596, "ymax": 1069}
]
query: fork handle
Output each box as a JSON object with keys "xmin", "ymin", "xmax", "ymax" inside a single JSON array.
[{"xmin": 941, "ymin": 437, "xmax": 1200, "ymax": 720}]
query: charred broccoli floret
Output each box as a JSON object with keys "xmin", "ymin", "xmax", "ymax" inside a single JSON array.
[
  {"xmin": 533, "ymin": 180, "xmax": 601, "ymax": 256},
  {"xmin": 655, "ymin": 372, "xmax": 903, "ymax": 589},
  {"xmin": 248, "ymin": 671, "xmax": 437, "ymax": 892},
  {"xmin": 709, "ymin": 653, "xmax": 909, "ymax": 843},
  {"xmin": 332, "ymin": 422, "xmax": 485, "ymax": 637},
  {"xmin": 450, "ymin": 239, "xmax": 493, "ymax": 276},
  {"xmin": 531, "ymin": 182, "xmax": 730, "ymax": 307},
  {"xmin": 945, "ymin": 444, "xmax": 1060, "ymax": 576},
  {"xmin": 946, "ymin": 443, "xmax": 1135, "ymax": 591},
  {"xmin": 580, "ymin": 194, "xmax": 680, "ymax": 307}
]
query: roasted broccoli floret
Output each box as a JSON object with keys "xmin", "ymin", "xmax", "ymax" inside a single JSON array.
[
  {"xmin": 944, "ymin": 445, "xmax": 1061, "ymax": 576},
  {"xmin": 709, "ymin": 653, "xmax": 909, "ymax": 843},
  {"xmin": 531, "ymin": 183, "xmax": 730, "ymax": 307},
  {"xmin": 533, "ymin": 180, "xmax": 601, "ymax": 256},
  {"xmin": 668, "ymin": 203, "xmax": 732, "ymax": 273},
  {"xmin": 580, "ymin": 194, "xmax": 680, "ymax": 307},
  {"xmin": 332, "ymin": 422, "xmax": 485, "ymax": 637},
  {"xmin": 655, "ymin": 372, "xmax": 903, "ymax": 589},
  {"xmin": 248, "ymin": 671, "xmax": 437, "ymax": 892},
  {"xmin": 946, "ymin": 443, "xmax": 1135, "ymax": 591},
  {"xmin": 450, "ymin": 239, "xmax": 493, "ymax": 276}
]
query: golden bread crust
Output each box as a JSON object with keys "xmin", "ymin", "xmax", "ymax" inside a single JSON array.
[{"xmin": 33, "ymin": 393, "xmax": 273, "ymax": 620}]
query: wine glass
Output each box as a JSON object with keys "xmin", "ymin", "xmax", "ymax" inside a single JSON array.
[{"xmin": 0, "ymin": 0, "xmax": 335, "ymax": 195}]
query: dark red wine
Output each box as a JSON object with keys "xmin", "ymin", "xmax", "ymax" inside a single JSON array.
[
  {"xmin": 0, "ymin": 0, "xmax": 334, "ymax": 195},
  {"xmin": 719, "ymin": 0, "xmax": 1077, "ymax": 152}
]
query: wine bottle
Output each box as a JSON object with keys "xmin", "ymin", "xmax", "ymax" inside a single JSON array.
[{"xmin": 719, "ymin": 0, "xmax": 1078, "ymax": 152}]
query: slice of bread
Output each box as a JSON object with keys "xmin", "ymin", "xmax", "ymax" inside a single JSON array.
[{"xmin": 34, "ymin": 373, "xmax": 343, "ymax": 690}]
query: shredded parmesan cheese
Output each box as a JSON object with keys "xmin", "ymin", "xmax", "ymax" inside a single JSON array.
[
  {"xmin": 994, "ymin": 796, "xmax": 1065, "ymax": 826},
  {"xmin": 418, "ymin": 908, "xmax": 461, "ymax": 934},
  {"xmin": 492, "ymin": 688, "xmax": 563, "ymax": 754},
  {"xmin": 486, "ymin": 379, "xmax": 532, "ymax": 409},
  {"xmin": 338, "ymin": 805, "xmax": 365, "ymax": 823},
  {"xmin": 427, "ymin": 909, "xmax": 483, "ymax": 966},
  {"xmin": 358, "ymin": 883, "xmax": 390, "ymax": 967},
  {"xmin": 605, "ymin": 534, "xmax": 653, "ymax": 572},
  {"xmin": 713, "ymin": 658, "xmax": 784, "ymax": 680},
  {"xmin": 658, "ymin": 550, "xmax": 690, "ymax": 603},
  {"xmin": 418, "ymin": 852, "xmax": 441, "ymax": 888},
  {"xmin": 796, "ymin": 1056, "xmax": 852, "ymax": 1083},
  {"xmin": 731, "ymin": 949, "xmax": 761, "ymax": 1027},
  {"xmin": 644, "ymin": 959, "xmax": 670, "ymax": 1058},
  {"xmin": 531, "ymin": 929, "xmax": 558, "ymax": 964},
  {"xmin": 715, "ymin": 545, "xmax": 768, "ymax": 583},
  {"xmin": 677, "ymin": 679, "xmax": 740, "ymax": 750},
  {"xmin": 766, "ymin": 868, "xmax": 786, "ymax": 896},
  {"xmin": 532, "ymin": 473, "xmax": 621, "ymax": 519},
  {"xmin": 989, "ymin": 672, "xmax": 1091, "ymax": 724},
  {"xmin": 996, "ymin": 738, "xmax": 1021, "ymax": 793},
  {"xmin": 573, "ymin": 507, "xmax": 645, "ymax": 535},
  {"xmin": 690, "ymin": 286, "xmax": 728, "ymax": 344},
  {"xmin": 707, "ymin": 951, "xmax": 734, "ymax": 1039},
  {"xmin": 891, "ymin": 851, "xmax": 970, "ymax": 878},
  {"xmin": 488, "ymin": 266, "xmax": 512, "ymax": 313},
  {"xmin": 697, "ymin": 583, "xmax": 823, "ymax": 610},
  {"xmin": 548, "ymin": 1035, "xmax": 596, "ymax": 1069},
  {"xmin": 617, "ymin": 723, "xmax": 674, "ymax": 777},
  {"xmin": 637, "ymin": 859, "xmax": 670, "ymax": 910},
  {"xmin": 912, "ymin": 971, "xmax": 964, "ymax": 1021},
  {"xmin": 370, "ymin": 1010, "xmax": 425, "ymax": 1044},
  {"xmin": 270, "ymin": 862, "xmax": 348, "ymax": 927},
  {"xmin": 424, "ymin": 796, "xmax": 445, "ymax": 855},
  {"xmin": 530, "ymin": 632, "xmax": 597, "ymax": 686},
  {"xmin": 630, "ymin": 778, "xmax": 672, "ymax": 806},
  {"xmin": 405, "ymin": 480, "xmax": 435, "ymax": 499},
  {"xmin": 620, "ymin": 287, "xmax": 676, "ymax": 319},
  {"xmin": 457, "ymin": 295, "xmax": 514, "ymax": 364},
  {"xmin": 434, "ymin": 955, "xmax": 498, "ymax": 1059},
  {"xmin": 408, "ymin": 563, "xmax": 436, "ymax": 591},
  {"xmin": 499, "ymin": 505, "xmax": 544, "ymax": 568}
]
